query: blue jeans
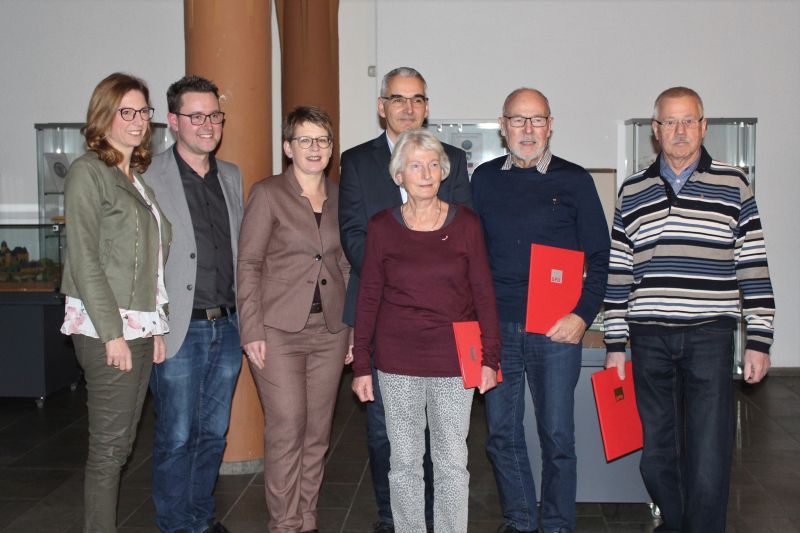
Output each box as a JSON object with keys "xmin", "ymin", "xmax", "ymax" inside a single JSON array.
[
  {"xmin": 631, "ymin": 321, "xmax": 734, "ymax": 533},
  {"xmin": 368, "ymin": 362, "xmax": 435, "ymax": 525},
  {"xmin": 149, "ymin": 314, "xmax": 242, "ymax": 533},
  {"xmin": 485, "ymin": 322, "xmax": 581, "ymax": 532}
]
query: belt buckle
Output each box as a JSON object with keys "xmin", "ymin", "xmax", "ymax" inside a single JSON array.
[{"xmin": 206, "ymin": 307, "xmax": 222, "ymax": 320}]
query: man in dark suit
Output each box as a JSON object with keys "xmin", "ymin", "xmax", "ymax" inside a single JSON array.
[
  {"xmin": 338, "ymin": 66, "xmax": 472, "ymax": 533},
  {"xmin": 145, "ymin": 75, "xmax": 243, "ymax": 533}
]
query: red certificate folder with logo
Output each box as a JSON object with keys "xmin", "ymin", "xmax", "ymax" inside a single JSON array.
[
  {"xmin": 525, "ymin": 244, "xmax": 584, "ymax": 334},
  {"xmin": 591, "ymin": 361, "xmax": 643, "ymax": 462},
  {"xmin": 452, "ymin": 321, "xmax": 502, "ymax": 389}
]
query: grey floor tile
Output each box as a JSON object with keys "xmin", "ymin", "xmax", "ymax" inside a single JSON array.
[
  {"xmin": 9, "ymin": 443, "xmax": 87, "ymax": 469},
  {"xmin": 323, "ymin": 460, "xmax": 368, "ymax": 484},
  {"xmin": 1, "ymin": 377, "xmax": 798, "ymax": 533},
  {"xmin": 215, "ymin": 472, "xmax": 257, "ymax": 494},
  {"xmin": 2, "ymin": 498, "xmax": 82, "ymax": 533},
  {"xmin": 728, "ymin": 485, "xmax": 786, "ymax": 519},
  {"xmin": 0, "ymin": 499, "xmax": 39, "ymax": 530},
  {"xmin": 0, "ymin": 466, "xmax": 75, "ymax": 500},
  {"xmin": 600, "ymin": 502, "xmax": 656, "ymax": 523},
  {"xmin": 319, "ymin": 481, "xmax": 359, "ymax": 509},
  {"xmin": 574, "ymin": 514, "xmax": 610, "ymax": 532},
  {"xmin": 317, "ymin": 507, "xmax": 347, "ymax": 532},
  {"xmin": 467, "ymin": 490, "xmax": 503, "ymax": 522}
]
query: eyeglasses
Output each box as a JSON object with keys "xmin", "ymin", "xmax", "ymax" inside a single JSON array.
[
  {"xmin": 380, "ymin": 94, "xmax": 429, "ymax": 107},
  {"xmin": 118, "ymin": 107, "xmax": 154, "ymax": 122},
  {"xmin": 290, "ymin": 136, "xmax": 332, "ymax": 149},
  {"xmin": 175, "ymin": 111, "xmax": 226, "ymax": 126},
  {"xmin": 653, "ymin": 117, "xmax": 704, "ymax": 130},
  {"xmin": 503, "ymin": 115, "xmax": 550, "ymax": 128}
]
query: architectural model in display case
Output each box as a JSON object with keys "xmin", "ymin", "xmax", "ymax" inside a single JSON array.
[{"xmin": 0, "ymin": 224, "xmax": 63, "ymax": 292}]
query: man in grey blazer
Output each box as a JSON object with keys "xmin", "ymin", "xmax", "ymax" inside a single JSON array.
[
  {"xmin": 338, "ymin": 66, "xmax": 472, "ymax": 533},
  {"xmin": 144, "ymin": 75, "xmax": 243, "ymax": 533}
]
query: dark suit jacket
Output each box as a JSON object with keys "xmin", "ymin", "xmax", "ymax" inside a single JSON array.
[
  {"xmin": 338, "ymin": 132, "xmax": 472, "ymax": 325},
  {"xmin": 237, "ymin": 166, "xmax": 350, "ymax": 345}
]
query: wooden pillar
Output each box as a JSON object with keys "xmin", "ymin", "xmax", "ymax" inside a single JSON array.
[
  {"xmin": 276, "ymin": 0, "xmax": 340, "ymax": 180},
  {"xmin": 184, "ymin": 0, "xmax": 271, "ymax": 472}
]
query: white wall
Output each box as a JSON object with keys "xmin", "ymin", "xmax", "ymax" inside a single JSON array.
[
  {"xmin": 370, "ymin": 0, "xmax": 799, "ymax": 367},
  {"xmin": 1, "ymin": 0, "xmax": 797, "ymax": 367},
  {"xmin": 0, "ymin": 0, "xmax": 185, "ymax": 222},
  {"xmin": 339, "ymin": 0, "xmax": 379, "ymax": 151}
]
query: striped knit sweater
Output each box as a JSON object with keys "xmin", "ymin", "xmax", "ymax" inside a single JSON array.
[{"xmin": 603, "ymin": 147, "xmax": 775, "ymax": 354}]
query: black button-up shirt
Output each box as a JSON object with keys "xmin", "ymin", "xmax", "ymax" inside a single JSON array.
[{"xmin": 174, "ymin": 145, "xmax": 236, "ymax": 309}]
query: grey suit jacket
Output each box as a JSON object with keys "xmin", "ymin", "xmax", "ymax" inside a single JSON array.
[{"xmin": 144, "ymin": 146, "xmax": 244, "ymax": 358}]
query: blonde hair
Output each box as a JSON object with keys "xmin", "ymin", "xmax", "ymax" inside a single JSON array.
[{"xmin": 82, "ymin": 72, "xmax": 153, "ymax": 173}]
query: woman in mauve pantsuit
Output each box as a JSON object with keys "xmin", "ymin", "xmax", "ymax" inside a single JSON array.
[{"xmin": 237, "ymin": 106, "xmax": 351, "ymax": 533}]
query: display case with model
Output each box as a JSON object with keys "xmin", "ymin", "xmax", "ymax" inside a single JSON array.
[{"xmin": 0, "ymin": 223, "xmax": 76, "ymax": 407}]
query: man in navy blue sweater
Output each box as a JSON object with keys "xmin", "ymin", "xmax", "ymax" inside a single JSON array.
[{"xmin": 472, "ymin": 88, "xmax": 610, "ymax": 533}]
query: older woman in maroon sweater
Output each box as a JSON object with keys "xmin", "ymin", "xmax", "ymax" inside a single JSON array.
[{"xmin": 351, "ymin": 129, "xmax": 500, "ymax": 533}]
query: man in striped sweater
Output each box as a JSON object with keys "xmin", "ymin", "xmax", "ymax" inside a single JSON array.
[{"xmin": 603, "ymin": 87, "xmax": 775, "ymax": 533}]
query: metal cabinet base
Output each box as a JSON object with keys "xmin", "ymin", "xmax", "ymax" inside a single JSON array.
[
  {"xmin": 523, "ymin": 347, "xmax": 650, "ymax": 503},
  {"xmin": 0, "ymin": 291, "xmax": 80, "ymax": 406}
]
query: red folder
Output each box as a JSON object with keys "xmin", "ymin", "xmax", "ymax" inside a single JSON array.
[
  {"xmin": 591, "ymin": 361, "xmax": 643, "ymax": 461},
  {"xmin": 525, "ymin": 244, "xmax": 584, "ymax": 334},
  {"xmin": 452, "ymin": 321, "xmax": 502, "ymax": 389}
]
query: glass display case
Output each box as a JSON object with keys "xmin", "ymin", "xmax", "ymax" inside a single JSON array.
[
  {"xmin": 622, "ymin": 118, "xmax": 756, "ymax": 187},
  {"xmin": 426, "ymin": 120, "xmax": 507, "ymax": 176},
  {"xmin": 36, "ymin": 122, "xmax": 172, "ymax": 223},
  {"xmin": 0, "ymin": 223, "xmax": 77, "ymax": 405},
  {"xmin": 0, "ymin": 223, "xmax": 64, "ymax": 293},
  {"xmin": 622, "ymin": 118, "xmax": 757, "ymax": 373}
]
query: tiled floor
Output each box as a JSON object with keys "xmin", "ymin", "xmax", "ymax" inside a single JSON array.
[{"xmin": 1, "ymin": 371, "xmax": 799, "ymax": 532}]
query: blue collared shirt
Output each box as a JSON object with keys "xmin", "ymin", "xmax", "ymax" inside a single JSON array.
[{"xmin": 660, "ymin": 155, "xmax": 699, "ymax": 193}]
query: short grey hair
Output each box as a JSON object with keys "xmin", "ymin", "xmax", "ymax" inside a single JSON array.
[
  {"xmin": 389, "ymin": 128, "xmax": 450, "ymax": 185},
  {"xmin": 381, "ymin": 67, "xmax": 427, "ymax": 97},
  {"xmin": 502, "ymin": 87, "xmax": 550, "ymax": 116},
  {"xmin": 653, "ymin": 86, "xmax": 704, "ymax": 119}
]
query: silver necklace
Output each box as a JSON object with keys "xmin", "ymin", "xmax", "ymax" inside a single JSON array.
[{"xmin": 402, "ymin": 199, "xmax": 442, "ymax": 231}]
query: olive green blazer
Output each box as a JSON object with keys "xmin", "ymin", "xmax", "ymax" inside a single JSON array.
[{"xmin": 61, "ymin": 152, "xmax": 172, "ymax": 342}]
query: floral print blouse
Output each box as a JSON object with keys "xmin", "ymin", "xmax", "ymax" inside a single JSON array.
[{"xmin": 61, "ymin": 174, "xmax": 169, "ymax": 340}]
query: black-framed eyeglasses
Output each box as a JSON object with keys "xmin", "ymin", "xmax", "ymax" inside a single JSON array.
[
  {"xmin": 290, "ymin": 136, "xmax": 332, "ymax": 149},
  {"xmin": 175, "ymin": 111, "xmax": 226, "ymax": 126},
  {"xmin": 118, "ymin": 107, "xmax": 154, "ymax": 122},
  {"xmin": 380, "ymin": 94, "xmax": 429, "ymax": 107},
  {"xmin": 503, "ymin": 115, "xmax": 550, "ymax": 128},
  {"xmin": 653, "ymin": 117, "xmax": 704, "ymax": 130}
]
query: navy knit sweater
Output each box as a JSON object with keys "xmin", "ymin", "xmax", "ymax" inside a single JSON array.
[{"xmin": 471, "ymin": 154, "xmax": 611, "ymax": 326}]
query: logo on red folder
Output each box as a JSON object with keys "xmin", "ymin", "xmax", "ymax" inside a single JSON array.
[{"xmin": 550, "ymin": 268, "xmax": 564, "ymax": 284}]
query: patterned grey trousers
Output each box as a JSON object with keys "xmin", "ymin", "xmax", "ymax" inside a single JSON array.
[{"xmin": 378, "ymin": 371, "xmax": 475, "ymax": 533}]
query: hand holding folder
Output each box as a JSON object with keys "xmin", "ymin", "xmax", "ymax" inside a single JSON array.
[
  {"xmin": 452, "ymin": 321, "xmax": 502, "ymax": 390},
  {"xmin": 591, "ymin": 361, "xmax": 643, "ymax": 461}
]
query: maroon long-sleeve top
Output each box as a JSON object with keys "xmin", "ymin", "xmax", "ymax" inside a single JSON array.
[{"xmin": 352, "ymin": 206, "xmax": 501, "ymax": 378}]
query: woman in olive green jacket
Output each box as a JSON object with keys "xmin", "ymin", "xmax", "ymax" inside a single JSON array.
[{"xmin": 60, "ymin": 73, "xmax": 171, "ymax": 533}]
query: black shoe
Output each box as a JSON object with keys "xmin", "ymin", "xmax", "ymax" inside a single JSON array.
[{"xmin": 373, "ymin": 522, "xmax": 395, "ymax": 533}]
